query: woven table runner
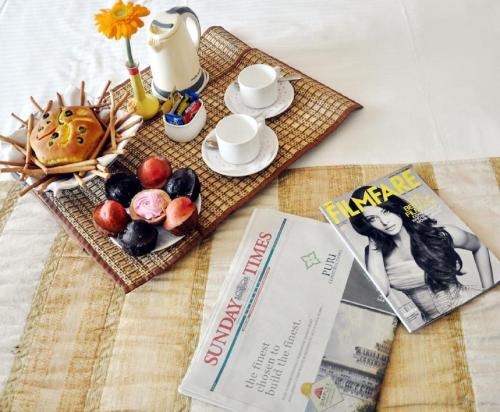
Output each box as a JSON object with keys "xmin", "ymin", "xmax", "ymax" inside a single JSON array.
[
  {"xmin": 1, "ymin": 159, "xmax": 499, "ymax": 411},
  {"xmin": 36, "ymin": 26, "xmax": 361, "ymax": 292}
]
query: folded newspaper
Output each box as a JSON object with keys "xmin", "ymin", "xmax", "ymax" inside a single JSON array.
[{"xmin": 180, "ymin": 209, "xmax": 397, "ymax": 412}]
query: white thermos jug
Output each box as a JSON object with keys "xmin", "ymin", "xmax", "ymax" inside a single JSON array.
[{"xmin": 147, "ymin": 7, "xmax": 208, "ymax": 101}]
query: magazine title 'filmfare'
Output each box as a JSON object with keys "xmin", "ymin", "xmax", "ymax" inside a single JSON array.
[{"xmin": 323, "ymin": 168, "xmax": 422, "ymax": 224}]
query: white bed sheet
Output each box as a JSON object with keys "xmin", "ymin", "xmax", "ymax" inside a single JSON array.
[
  {"xmin": 1, "ymin": 0, "xmax": 499, "ymax": 403},
  {"xmin": 1, "ymin": 0, "xmax": 499, "ymax": 167}
]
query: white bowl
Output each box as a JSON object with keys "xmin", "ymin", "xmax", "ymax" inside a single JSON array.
[{"xmin": 163, "ymin": 100, "xmax": 207, "ymax": 143}]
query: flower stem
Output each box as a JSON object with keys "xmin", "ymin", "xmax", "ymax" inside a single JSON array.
[{"xmin": 125, "ymin": 38, "xmax": 135, "ymax": 68}]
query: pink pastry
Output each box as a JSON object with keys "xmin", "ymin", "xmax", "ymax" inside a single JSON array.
[{"xmin": 130, "ymin": 189, "xmax": 171, "ymax": 225}]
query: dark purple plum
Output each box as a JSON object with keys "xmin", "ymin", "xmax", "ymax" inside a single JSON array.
[
  {"xmin": 165, "ymin": 168, "xmax": 200, "ymax": 202},
  {"xmin": 117, "ymin": 220, "xmax": 158, "ymax": 256},
  {"xmin": 105, "ymin": 172, "xmax": 142, "ymax": 207}
]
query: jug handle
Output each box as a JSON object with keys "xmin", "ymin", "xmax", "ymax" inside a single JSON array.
[{"xmin": 167, "ymin": 7, "xmax": 201, "ymax": 49}]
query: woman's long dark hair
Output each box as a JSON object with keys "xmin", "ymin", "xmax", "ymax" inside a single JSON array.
[{"xmin": 349, "ymin": 186, "xmax": 464, "ymax": 292}]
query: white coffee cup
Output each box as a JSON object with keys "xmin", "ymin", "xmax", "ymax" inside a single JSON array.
[
  {"xmin": 237, "ymin": 64, "xmax": 279, "ymax": 108},
  {"xmin": 214, "ymin": 114, "xmax": 264, "ymax": 164}
]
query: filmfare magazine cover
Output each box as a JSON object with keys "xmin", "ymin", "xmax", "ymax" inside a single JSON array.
[{"xmin": 321, "ymin": 165, "xmax": 500, "ymax": 332}]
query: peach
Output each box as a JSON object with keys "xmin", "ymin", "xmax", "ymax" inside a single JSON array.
[
  {"xmin": 163, "ymin": 197, "xmax": 198, "ymax": 236},
  {"xmin": 93, "ymin": 200, "xmax": 129, "ymax": 236},
  {"xmin": 137, "ymin": 155, "xmax": 172, "ymax": 189}
]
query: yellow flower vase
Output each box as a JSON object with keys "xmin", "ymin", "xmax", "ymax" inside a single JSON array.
[{"xmin": 127, "ymin": 65, "xmax": 159, "ymax": 120}]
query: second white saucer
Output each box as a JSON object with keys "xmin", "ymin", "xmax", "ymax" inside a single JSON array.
[
  {"xmin": 201, "ymin": 126, "xmax": 279, "ymax": 177},
  {"xmin": 224, "ymin": 80, "xmax": 294, "ymax": 119}
]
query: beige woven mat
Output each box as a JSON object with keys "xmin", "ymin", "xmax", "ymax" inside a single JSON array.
[
  {"xmin": 1, "ymin": 159, "xmax": 499, "ymax": 411},
  {"xmin": 38, "ymin": 26, "xmax": 361, "ymax": 293}
]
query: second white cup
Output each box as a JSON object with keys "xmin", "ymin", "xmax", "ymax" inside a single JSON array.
[
  {"xmin": 215, "ymin": 114, "xmax": 264, "ymax": 164},
  {"xmin": 238, "ymin": 64, "xmax": 279, "ymax": 108}
]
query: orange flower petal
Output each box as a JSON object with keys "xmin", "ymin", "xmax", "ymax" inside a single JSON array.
[{"xmin": 94, "ymin": 0, "xmax": 149, "ymax": 40}]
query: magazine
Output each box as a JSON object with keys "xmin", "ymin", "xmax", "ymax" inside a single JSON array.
[
  {"xmin": 180, "ymin": 209, "xmax": 397, "ymax": 412},
  {"xmin": 320, "ymin": 165, "xmax": 500, "ymax": 332}
]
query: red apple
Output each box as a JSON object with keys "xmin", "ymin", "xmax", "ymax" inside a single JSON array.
[
  {"xmin": 137, "ymin": 155, "xmax": 172, "ymax": 189},
  {"xmin": 163, "ymin": 197, "xmax": 198, "ymax": 236},
  {"xmin": 93, "ymin": 200, "xmax": 129, "ymax": 236}
]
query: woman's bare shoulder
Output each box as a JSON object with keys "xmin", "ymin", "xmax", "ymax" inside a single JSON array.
[{"xmin": 443, "ymin": 224, "xmax": 479, "ymax": 248}]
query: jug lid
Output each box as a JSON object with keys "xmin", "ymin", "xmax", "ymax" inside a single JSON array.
[{"xmin": 148, "ymin": 9, "xmax": 183, "ymax": 41}]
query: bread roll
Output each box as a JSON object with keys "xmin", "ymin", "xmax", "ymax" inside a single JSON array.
[{"xmin": 30, "ymin": 106, "xmax": 104, "ymax": 166}]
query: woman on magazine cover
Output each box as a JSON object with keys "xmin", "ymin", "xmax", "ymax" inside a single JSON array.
[{"xmin": 349, "ymin": 186, "xmax": 494, "ymax": 322}]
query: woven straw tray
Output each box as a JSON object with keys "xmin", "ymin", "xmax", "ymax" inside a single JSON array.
[{"xmin": 36, "ymin": 27, "xmax": 362, "ymax": 292}]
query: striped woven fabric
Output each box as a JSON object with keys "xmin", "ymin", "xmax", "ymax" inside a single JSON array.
[{"xmin": 0, "ymin": 159, "xmax": 499, "ymax": 411}]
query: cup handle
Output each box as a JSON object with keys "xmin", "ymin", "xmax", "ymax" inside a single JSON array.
[
  {"xmin": 273, "ymin": 66, "xmax": 282, "ymax": 79},
  {"xmin": 256, "ymin": 118, "xmax": 266, "ymax": 133},
  {"xmin": 205, "ymin": 128, "xmax": 217, "ymax": 143}
]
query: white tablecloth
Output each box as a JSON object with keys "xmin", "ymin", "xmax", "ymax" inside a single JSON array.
[{"xmin": 1, "ymin": 0, "xmax": 499, "ymax": 407}]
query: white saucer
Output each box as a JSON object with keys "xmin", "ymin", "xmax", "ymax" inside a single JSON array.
[
  {"xmin": 110, "ymin": 195, "xmax": 202, "ymax": 253},
  {"xmin": 201, "ymin": 126, "xmax": 279, "ymax": 177},
  {"xmin": 224, "ymin": 80, "xmax": 294, "ymax": 119}
]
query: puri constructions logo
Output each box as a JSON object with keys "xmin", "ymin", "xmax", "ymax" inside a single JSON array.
[
  {"xmin": 301, "ymin": 376, "xmax": 344, "ymax": 411},
  {"xmin": 301, "ymin": 251, "xmax": 321, "ymax": 270}
]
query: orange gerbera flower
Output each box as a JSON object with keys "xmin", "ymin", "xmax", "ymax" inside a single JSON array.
[{"xmin": 95, "ymin": 0, "xmax": 150, "ymax": 40}]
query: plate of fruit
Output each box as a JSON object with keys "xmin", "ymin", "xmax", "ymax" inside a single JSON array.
[{"xmin": 93, "ymin": 155, "xmax": 201, "ymax": 256}]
